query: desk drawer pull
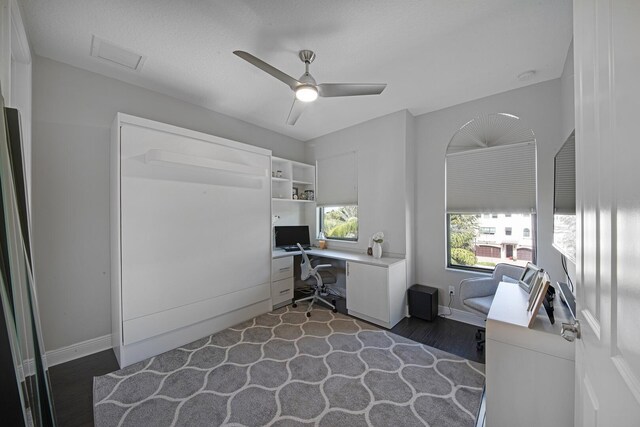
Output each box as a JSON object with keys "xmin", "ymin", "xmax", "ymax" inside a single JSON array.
[
  {"xmin": 279, "ymin": 267, "xmax": 291, "ymax": 272},
  {"xmin": 279, "ymin": 288, "xmax": 291, "ymax": 294}
]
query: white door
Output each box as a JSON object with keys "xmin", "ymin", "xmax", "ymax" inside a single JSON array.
[{"xmin": 573, "ymin": 1, "xmax": 640, "ymax": 425}]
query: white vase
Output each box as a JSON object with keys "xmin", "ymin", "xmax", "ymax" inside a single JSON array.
[{"xmin": 373, "ymin": 242, "xmax": 382, "ymax": 259}]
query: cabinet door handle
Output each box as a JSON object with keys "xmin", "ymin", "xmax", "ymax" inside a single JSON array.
[{"xmin": 279, "ymin": 288, "xmax": 291, "ymax": 294}]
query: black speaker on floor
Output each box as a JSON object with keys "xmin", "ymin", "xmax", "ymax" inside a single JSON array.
[{"xmin": 408, "ymin": 284, "xmax": 438, "ymax": 321}]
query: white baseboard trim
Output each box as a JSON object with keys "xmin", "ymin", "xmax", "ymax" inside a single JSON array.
[
  {"xmin": 45, "ymin": 334, "xmax": 112, "ymax": 367},
  {"xmin": 438, "ymin": 305, "xmax": 486, "ymax": 328}
]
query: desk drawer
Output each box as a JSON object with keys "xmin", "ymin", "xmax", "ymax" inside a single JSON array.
[
  {"xmin": 272, "ymin": 257, "xmax": 294, "ymax": 281},
  {"xmin": 271, "ymin": 277, "xmax": 293, "ymax": 306}
]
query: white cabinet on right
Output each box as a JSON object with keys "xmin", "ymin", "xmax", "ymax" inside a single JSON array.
[{"xmin": 346, "ymin": 260, "xmax": 407, "ymax": 329}]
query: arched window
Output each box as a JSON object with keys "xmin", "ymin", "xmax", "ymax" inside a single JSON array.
[{"xmin": 445, "ymin": 113, "xmax": 537, "ymax": 272}]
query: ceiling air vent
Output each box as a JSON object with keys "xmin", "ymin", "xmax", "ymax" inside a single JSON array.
[{"xmin": 90, "ymin": 35, "xmax": 146, "ymax": 72}]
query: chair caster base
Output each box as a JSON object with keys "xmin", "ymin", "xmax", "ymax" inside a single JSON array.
[{"xmin": 306, "ymin": 312, "xmax": 311, "ymax": 317}]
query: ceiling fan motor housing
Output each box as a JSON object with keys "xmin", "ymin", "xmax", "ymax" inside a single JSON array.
[{"xmin": 299, "ymin": 50, "xmax": 316, "ymax": 64}]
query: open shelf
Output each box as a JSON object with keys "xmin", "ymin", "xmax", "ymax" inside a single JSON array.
[
  {"xmin": 272, "ymin": 156, "xmax": 315, "ymax": 204},
  {"xmin": 272, "ymin": 198, "xmax": 315, "ymax": 203}
]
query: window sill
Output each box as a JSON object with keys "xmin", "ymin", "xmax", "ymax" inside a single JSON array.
[
  {"xmin": 445, "ymin": 266, "xmax": 493, "ymax": 276},
  {"xmin": 322, "ymin": 239, "xmax": 359, "ymax": 244}
]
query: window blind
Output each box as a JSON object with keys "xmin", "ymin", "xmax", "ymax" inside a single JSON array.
[
  {"xmin": 553, "ymin": 135, "xmax": 575, "ymax": 214},
  {"xmin": 316, "ymin": 151, "xmax": 357, "ymax": 207},
  {"xmin": 446, "ymin": 142, "xmax": 536, "ymax": 213}
]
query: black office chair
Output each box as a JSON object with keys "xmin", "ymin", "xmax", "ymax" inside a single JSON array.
[{"xmin": 292, "ymin": 243, "xmax": 338, "ymax": 317}]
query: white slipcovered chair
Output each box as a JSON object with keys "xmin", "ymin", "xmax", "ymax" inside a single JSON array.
[{"xmin": 460, "ymin": 263, "xmax": 524, "ymax": 350}]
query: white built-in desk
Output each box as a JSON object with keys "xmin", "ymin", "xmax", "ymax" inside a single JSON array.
[
  {"xmin": 486, "ymin": 282, "xmax": 575, "ymax": 427},
  {"xmin": 272, "ymin": 248, "xmax": 407, "ymax": 328}
]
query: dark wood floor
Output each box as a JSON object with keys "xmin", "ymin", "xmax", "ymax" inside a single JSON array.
[
  {"xmin": 48, "ymin": 297, "xmax": 484, "ymax": 426},
  {"xmin": 49, "ymin": 349, "xmax": 119, "ymax": 427}
]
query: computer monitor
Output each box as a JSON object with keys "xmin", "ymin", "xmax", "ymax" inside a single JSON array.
[{"xmin": 275, "ymin": 225, "xmax": 311, "ymax": 250}]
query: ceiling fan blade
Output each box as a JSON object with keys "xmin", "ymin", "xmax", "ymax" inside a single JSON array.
[
  {"xmin": 318, "ymin": 83, "xmax": 387, "ymax": 97},
  {"xmin": 233, "ymin": 51, "xmax": 300, "ymax": 90},
  {"xmin": 286, "ymin": 98, "xmax": 305, "ymax": 126}
]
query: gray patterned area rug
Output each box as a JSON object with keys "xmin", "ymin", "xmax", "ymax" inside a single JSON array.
[{"xmin": 94, "ymin": 306, "xmax": 485, "ymax": 426}]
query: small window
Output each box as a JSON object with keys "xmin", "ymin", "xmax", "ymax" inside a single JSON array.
[
  {"xmin": 523, "ymin": 228, "xmax": 530, "ymax": 238},
  {"xmin": 480, "ymin": 227, "xmax": 496, "ymax": 235},
  {"xmin": 505, "ymin": 227, "xmax": 512, "ymax": 236},
  {"xmin": 491, "ymin": 214, "xmax": 498, "ymax": 218},
  {"xmin": 318, "ymin": 206, "xmax": 358, "ymax": 241},
  {"xmin": 505, "ymin": 214, "xmax": 511, "ymax": 217}
]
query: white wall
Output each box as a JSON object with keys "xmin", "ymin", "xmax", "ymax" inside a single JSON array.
[
  {"xmin": 32, "ymin": 55, "xmax": 305, "ymax": 351},
  {"xmin": 414, "ymin": 79, "xmax": 566, "ymax": 312},
  {"xmin": 560, "ymin": 40, "xmax": 575, "ymax": 142},
  {"xmin": 306, "ymin": 110, "xmax": 411, "ymax": 258}
]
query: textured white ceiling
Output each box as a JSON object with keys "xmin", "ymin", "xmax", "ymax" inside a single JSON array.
[{"xmin": 21, "ymin": 0, "xmax": 572, "ymax": 141}]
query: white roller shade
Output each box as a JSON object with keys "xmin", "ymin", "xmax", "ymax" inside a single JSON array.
[
  {"xmin": 316, "ymin": 151, "xmax": 357, "ymax": 207},
  {"xmin": 553, "ymin": 135, "xmax": 575, "ymax": 214},
  {"xmin": 446, "ymin": 142, "xmax": 536, "ymax": 213}
]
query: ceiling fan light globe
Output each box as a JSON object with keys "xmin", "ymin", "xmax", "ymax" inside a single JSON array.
[{"xmin": 295, "ymin": 86, "xmax": 318, "ymax": 102}]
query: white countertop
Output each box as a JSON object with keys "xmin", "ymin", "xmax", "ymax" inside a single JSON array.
[
  {"xmin": 272, "ymin": 247, "xmax": 405, "ymax": 267},
  {"xmin": 487, "ymin": 281, "xmax": 574, "ymax": 360}
]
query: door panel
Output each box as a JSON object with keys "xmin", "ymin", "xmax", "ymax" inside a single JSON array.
[{"xmin": 574, "ymin": 1, "xmax": 640, "ymax": 425}]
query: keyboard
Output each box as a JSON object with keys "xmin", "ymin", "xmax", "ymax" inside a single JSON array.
[{"xmin": 282, "ymin": 246, "xmax": 310, "ymax": 252}]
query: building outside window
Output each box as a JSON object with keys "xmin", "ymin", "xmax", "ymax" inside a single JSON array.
[{"xmin": 447, "ymin": 213, "xmax": 535, "ymax": 271}]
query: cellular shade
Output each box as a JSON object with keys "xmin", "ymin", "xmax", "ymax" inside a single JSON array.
[
  {"xmin": 553, "ymin": 134, "xmax": 576, "ymax": 214},
  {"xmin": 316, "ymin": 151, "xmax": 357, "ymax": 207},
  {"xmin": 446, "ymin": 142, "xmax": 536, "ymax": 213}
]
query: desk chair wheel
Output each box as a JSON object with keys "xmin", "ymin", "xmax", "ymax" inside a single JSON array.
[
  {"xmin": 292, "ymin": 303, "xmax": 298, "ymax": 308},
  {"xmin": 306, "ymin": 312, "xmax": 311, "ymax": 317},
  {"xmin": 332, "ymin": 308, "xmax": 338, "ymax": 313}
]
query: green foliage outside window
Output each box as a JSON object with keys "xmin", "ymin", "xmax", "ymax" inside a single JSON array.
[
  {"xmin": 448, "ymin": 214, "xmax": 478, "ymax": 266},
  {"xmin": 321, "ymin": 206, "xmax": 358, "ymax": 240}
]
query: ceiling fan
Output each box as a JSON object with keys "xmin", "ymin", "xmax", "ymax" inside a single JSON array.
[{"xmin": 233, "ymin": 50, "xmax": 387, "ymax": 125}]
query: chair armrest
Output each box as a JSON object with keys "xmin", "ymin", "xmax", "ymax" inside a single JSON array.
[{"xmin": 459, "ymin": 277, "xmax": 499, "ymax": 301}]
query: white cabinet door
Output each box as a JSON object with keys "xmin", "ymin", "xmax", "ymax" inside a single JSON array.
[
  {"xmin": 120, "ymin": 124, "xmax": 271, "ymax": 323},
  {"xmin": 346, "ymin": 262, "xmax": 389, "ymax": 323}
]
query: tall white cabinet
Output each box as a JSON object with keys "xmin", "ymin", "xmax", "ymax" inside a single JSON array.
[{"xmin": 111, "ymin": 114, "xmax": 272, "ymax": 367}]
